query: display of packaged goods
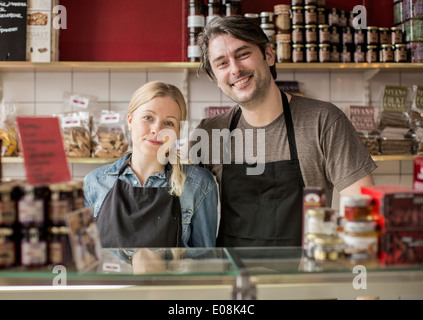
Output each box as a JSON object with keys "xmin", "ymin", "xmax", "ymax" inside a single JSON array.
[
  {"xmin": 403, "ymin": 0, "xmax": 423, "ymax": 20},
  {"xmin": 394, "ymin": 1, "xmax": 404, "ymax": 25},
  {"xmin": 378, "ymin": 111, "xmax": 410, "ymax": 129},
  {"xmin": 382, "ymin": 85, "xmax": 409, "ymax": 114},
  {"xmin": 380, "ymin": 127, "xmax": 414, "ymax": 155},
  {"xmin": 348, "ymin": 106, "xmax": 377, "ymax": 132},
  {"xmin": 407, "ymin": 41, "xmax": 423, "ymax": 62},
  {"xmin": 361, "ymin": 185, "xmax": 423, "ymax": 232},
  {"xmin": 380, "ymin": 230, "xmax": 423, "ymax": 264},
  {"xmin": 342, "ymin": 221, "xmax": 379, "ymax": 263},
  {"xmin": 404, "ymin": 18, "xmax": 423, "ymax": 42},
  {"xmin": 413, "ymin": 157, "xmax": 423, "ymax": 190},
  {"xmin": 205, "ymin": 106, "xmax": 232, "ymax": 118},
  {"xmin": 26, "ymin": 0, "xmax": 52, "ymax": 62},
  {"xmin": 357, "ymin": 131, "xmax": 381, "ymax": 155}
]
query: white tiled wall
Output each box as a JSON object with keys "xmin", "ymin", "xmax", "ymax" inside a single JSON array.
[{"xmin": 1, "ymin": 68, "xmax": 421, "ymax": 205}]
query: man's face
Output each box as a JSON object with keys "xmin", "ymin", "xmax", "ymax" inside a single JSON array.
[{"xmin": 208, "ymin": 34, "xmax": 275, "ymax": 108}]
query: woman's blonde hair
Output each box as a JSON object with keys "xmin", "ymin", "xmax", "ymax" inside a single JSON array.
[{"xmin": 128, "ymin": 81, "xmax": 188, "ymax": 197}]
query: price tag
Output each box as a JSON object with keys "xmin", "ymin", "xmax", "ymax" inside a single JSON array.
[{"xmin": 17, "ymin": 117, "xmax": 71, "ymax": 186}]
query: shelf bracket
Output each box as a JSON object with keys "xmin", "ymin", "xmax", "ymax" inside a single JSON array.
[{"xmin": 363, "ymin": 68, "xmax": 380, "ymax": 106}]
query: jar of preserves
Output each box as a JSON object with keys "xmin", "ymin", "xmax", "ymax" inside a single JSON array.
[
  {"xmin": 225, "ymin": 0, "xmax": 241, "ymax": 16},
  {"xmin": 0, "ymin": 183, "xmax": 16, "ymax": 227},
  {"xmin": 304, "ymin": 0, "xmax": 317, "ymax": 5},
  {"xmin": 367, "ymin": 26, "xmax": 379, "ymax": 45},
  {"xmin": 0, "ymin": 228, "xmax": 15, "ymax": 268},
  {"xmin": 341, "ymin": 195, "xmax": 374, "ymax": 221},
  {"xmin": 305, "ymin": 43, "xmax": 318, "ymax": 62},
  {"xmin": 379, "ymin": 27, "xmax": 390, "ymax": 44},
  {"xmin": 328, "ymin": 8, "xmax": 339, "ymax": 26},
  {"xmin": 338, "ymin": 10, "xmax": 347, "ymax": 27},
  {"xmin": 291, "ymin": 6, "xmax": 304, "ymax": 26},
  {"xmin": 312, "ymin": 234, "xmax": 344, "ymax": 262},
  {"xmin": 260, "ymin": 11, "xmax": 274, "ymax": 25},
  {"xmin": 342, "ymin": 26, "xmax": 353, "ymax": 45},
  {"xmin": 354, "ymin": 44, "xmax": 366, "ymax": 63},
  {"xmin": 341, "ymin": 44, "xmax": 353, "ymax": 63},
  {"xmin": 49, "ymin": 183, "xmax": 74, "ymax": 226},
  {"xmin": 354, "ymin": 28, "xmax": 366, "ymax": 45},
  {"xmin": 343, "ymin": 221, "xmax": 378, "ymax": 263},
  {"xmin": 260, "ymin": 23, "xmax": 276, "ymax": 47},
  {"xmin": 48, "ymin": 226, "xmax": 73, "ymax": 266},
  {"xmin": 305, "ymin": 24, "xmax": 318, "ymax": 43},
  {"xmin": 276, "ymin": 34, "xmax": 292, "ymax": 63},
  {"xmin": 317, "ymin": 7, "xmax": 327, "ymax": 25},
  {"xmin": 395, "ymin": 43, "xmax": 408, "ymax": 62},
  {"xmin": 391, "ymin": 26, "xmax": 404, "ymax": 45},
  {"xmin": 207, "ymin": 3, "xmax": 222, "ymax": 24},
  {"xmin": 366, "ymin": 45, "xmax": 379, "ymax": 63},
  {"xmin": 291, "ymin": 0, "xmax": 304, "ymax": 6},
  {"xmin": 188, "ymin": 33, "xmax": 201, "ymax": 62},
  {"xmin": 304, "ymin": 207, "xmax": 336, "ymax": 235},
  {"xmin": 319, "ymin": 43, "xmax": 331, "ymax": 62},
  {"xmin": 244, "ymin": 13, "xmax": 260, "ymax": 26},
  {"xmin": 330, "ymin": 25, "xmax": 340, "ymax": 45},
  {"xmin": 292, "ymin": 25, "xmax": 304, "ymax": 44},
  {"xmin": 330, "ymin": 44, "xmax": 340, "ymax": 62},
  {"xmin": 18, "ymin": 185, "xmax": 50, "ymax": 228},
  {"xmin": 72, "ymin": 180, "xmax": 84, "ymax": 210},
  {"xmin": 292, "ymin": 44, "xmax": 305, "ymax": 62},
  {"xmin": 20, "ymin": 227, "xmax": 47, "ymax": 268},
  {"xmin": 318, "ymin": 24, "xmax": 330, "ymax": 43},
  {"xmin": 304, "ymin": 5, "xmax": 317, "ymax": 25},
  {"xmin": 380, "ymin": 44, "xmax": 394, "ymax": 62},
  {"xmin": 274, "ymin": 6, "xmax": 291, "ymax": 33}
]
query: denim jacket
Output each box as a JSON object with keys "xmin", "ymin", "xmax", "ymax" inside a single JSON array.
[{"xmin": 83, "ymin": 153, "xmax": 218, "ymax": 248}]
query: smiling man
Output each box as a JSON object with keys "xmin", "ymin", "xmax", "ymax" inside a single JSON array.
[{"xmin": 191, "ymin": 16, "xmax": 377, "ymax": 247}]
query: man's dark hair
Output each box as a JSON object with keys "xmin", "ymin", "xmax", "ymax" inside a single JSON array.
[{"xmin": 197, "ymin": 16, "xmax": 277, "ymax": 80}]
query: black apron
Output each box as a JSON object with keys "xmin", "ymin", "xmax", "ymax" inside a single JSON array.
[
  {"xmin": 217, "ymin": 91, "xmax": 305, "ymax": 247},
  {"xmin": 96, "ymin": 156, "xmax": 183, "ymax": 248}
]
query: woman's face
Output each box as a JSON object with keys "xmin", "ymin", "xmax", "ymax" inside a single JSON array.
[{"xmin": 127, "ymin": 96, "xmax": 181, "ymax": 160}]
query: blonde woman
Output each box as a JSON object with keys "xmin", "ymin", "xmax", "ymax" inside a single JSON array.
[{"xmin": 84, "ymin": 81, "xmax": 218, "ymax": 248}]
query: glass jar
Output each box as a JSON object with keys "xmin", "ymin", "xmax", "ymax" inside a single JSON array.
[
  {"xmin": 330, "ymin": 44, "xmax": 340, "ymax": 62},
  {"xmin": 338, "ymin": 10, "xmax": 347, "ymax": 27},
  {"xmin": 305, "ymin": 24, "xmax": 318, "ymax": 43},
  {"xmin": 260, "ymin": 11, "xmax": 274, "ymax": 25},
  {"xmin": 330, "ymin": 25, "xmax": 340, "ymax": 45},
  {"xmin": 225, "ymin": 0, "xmax": 241, "ymax": 16},
  {"xmin": 276, "ymin": 34, "xmax": 292, "ymax": 63},
  {"xmin": 379, "ymin": 27, "xmax": 390, "ymax": 44},
  {"xmin": 304, "ymin": 207, "xmax": 336, "ymax": 235},
  {"xmin": 260, "ymin": 23, "xmax": 276, "ymax": 47},
  {"xmin": 20, "ymin": 227, "xmax": 47, "ymax": 268},
  {"xmin": 318, "ymin": 24, "xmax": 330, "ymax": 44},
  {"xmin": 328, "ymin": 8, "xmax": 339, "ymax": 26},
  {"xmin": 391, "ymin": 26, "xmax": 404, "ymax": 45},
  {"xmin": 291, "ymin": 6, "xmax": 304, "ymax": 26},
  {"xmin": 292, "ymin": 25, "xmax": 304, "ymax": 44},
  {"xmin": 354, "ymin": 28, "xmax": 366, "ymax": 45},
  {"xmin": 188, "ymin": 32, "xmax": 201, "ymax": 62},
  {"xmin": 319, "ymin": 43, "xmax": 331, "ymax": 62},
  {"xmin": 71, "ymin": 180, "xmax": 84, "ymax": 210},
  {"xmin": 0, "ymin": 183, "xmax": 16, "ymax": 227},
  {"xmin": 274, "ymin": 6, "xmax": 291, "ymax": 33},
  {"xmin": 49, "ymin": 183, "xmax": 74, "ymax": 226},
  {"xmin": 312, "ymin": 234, "xmax": 344, "ymax": 262},
  {"xmin": 380, "ymin": 44, "xmax": 394, "ymax": 62},
  {"xmin": 48, "ymin": 226, "xmax": 73, "ymax": 266},
  {"xmin": 342, "ymin": 26, "xmax": 353, "ymax": 45},
  {"xmin": 0, "ymin": 228, "xmax": 15, "ymax": 268},
  {"xmin": 304, "ymin": 5, "xmax": 317, "ymax": 25},
  {"xmin": 367, "ymin": 26, "xmax": 379, "ymax": 45},
  {"xmin": 342, "ymin": 195, "xmax": 374, "ymax": 221},
  {"xmin": 292, "ymin": 44, "xmax": 305, "ymax": 62},
  {"xmin": 306, "ymin": 43, "xmax": 318, "ymax": 62},
  {"xmin": 18, "ymin": 185, "xmax": 50, "ymax": 228},
  {"xmin": 366, "ymin": 45, "xmax": 379, "ymax": 63},
  {"xmin": 291, "ymin": 0, "xmax": 304, "ymax": 6},
  {"xmin": 343, "ymin": 221, "xmax": 378, "ymax": 263},
  {"xmin": 207, "ymin": 3, "xmax": 222, "ymax": 24},
  {"xmin": 244, "ymin": 13, "xmax": 260, "ymax": 26},
  {"xmin": 317, "ymin": 7, "xmax": 327, "ymax": 25},
  {"xmin": 395, "ymin": 44, "xmax": 408, "ymax": 62},
  {"xmin": 341, "ymin": 44, "xmax": 353, "ymax": 63},
  {"xmin": 354, "ymin": 44, "xmax": 366, "ymax": 63}
]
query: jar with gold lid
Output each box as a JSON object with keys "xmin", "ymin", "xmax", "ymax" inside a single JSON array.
[
  {"xmin": 312, "ymin": 234, "xmax": 344, "ymax": 262},
  {"xmin": 0, "ymin": 183, "xmax": 16, "ymax": 227},
  {"xmin": 0, "ymin": 228, "xmax": 15, "ymax": 268},
  {"xmin": 342, "ymin": 194, "xmax": 374, "ymax": 221}
]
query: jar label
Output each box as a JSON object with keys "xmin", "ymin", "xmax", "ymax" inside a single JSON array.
[
  {"xmin": 18, "ymin": 199, "xmax": 44, "ymax": 224},
  {"xmin": 187, "ymin": 15, "xmax": 205, "ymax": 28},
  {"xmin": 0, "ymin": 242, "xmax": 15, "ymax": 266},
  {"xmin": 0, "ymin": 200, "xmax": 16, "ymax": 225},
  {"xmin": 21, "ymin": 241, "xmax": 47, "ymax": 266},
  {"xmin": 187, "ymin": 45, "xmax": 201, "ymax": 58}
]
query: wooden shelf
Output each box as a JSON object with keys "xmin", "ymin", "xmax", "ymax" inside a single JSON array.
[
  {"xmin": 1, "ymin": 61, "xmax": 423, "ymax": 72},
  {"xmin": 2, "ymin": 155, "xmax": 421, "ymax": 164}
]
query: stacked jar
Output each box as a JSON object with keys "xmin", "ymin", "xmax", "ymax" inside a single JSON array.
[
  {"xmin": 274, "ymin": 4, "xmax": 292, "ymax": 63},
  {"xmin": 0, "ymin": 183, "xmax": 17, "ymax": 269},
  {"xmin": 339, "ymin": 194, "xmax": 379, "ymax": 264},
  {"xmin": 260, "ymin": 11, "xmax": 276, "ymax": 54},
  {"xmin": 402, "ymin": 0, "xmax": 423, "ymax": 63},
  {"xmin": 187, "ymin": 0, "xmax": 205, "ymax": 62},
  {"xmin": 225, "ymin": 0, "xmax": 242, "ymax": 16},
  {"xmin": 207, "ymin": 0, "xmax": 223, "ymax": 24}
]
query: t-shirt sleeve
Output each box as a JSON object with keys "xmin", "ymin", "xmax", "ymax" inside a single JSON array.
[{"xmin": 322, "ymin": 111, "xmax": 377, "ymax": 191}]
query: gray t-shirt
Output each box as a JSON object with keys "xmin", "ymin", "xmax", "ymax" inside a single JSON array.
[{"xmin": 189, "ymin": 94, "xmax": 377, "ymax": 205}]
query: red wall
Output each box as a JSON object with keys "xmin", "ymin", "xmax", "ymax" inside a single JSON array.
[{"xmin": 59, "ymin": 0, "xmax": 394, "ymax": 62}]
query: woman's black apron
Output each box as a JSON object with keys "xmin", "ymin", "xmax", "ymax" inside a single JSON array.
[
  {"xmin": 96, "ymin": 156, "xmax": 183, "ymax": 248},
  {"xmin": 217, "ymin": 91, "xmax": 305, "ymax": 247}
]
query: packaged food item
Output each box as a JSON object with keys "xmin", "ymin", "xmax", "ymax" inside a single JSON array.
[
  {"xmin": 58, "ymin": 111, "xmax": 92, "ymax": 158},
  {"xmin": 408, "ymin": 41, "xmax": 423, "ymax": 62},
  {"xmin": 343, "ymin": 221, "xmax": 379, "ymax": 263},
  {"xmin": 20, "ymin": 226, "xmax": 47, "ymax": 268},
  {"xmin": 0, "ymin": 227, "xmax": 16, "ymax": 268},
  {"xmin": 0, "ymin": 183, "xmax": 17, "ymax": 227},
  {"xmin": 380, "ymin": 230, "xmax": 423, "ymax": 264},
  {"xmin": 341, "ymin": 195, "xmax": 374, "ymax": 221},
  {"xmin": 311, "ymin": 234, "xmax": 344, "ymax": 262},
  {"xmin": 380, "ymin": 127, "xmax": 414, "ymax": 155},
  {"xmin": 304, "ymin": 207, "xmax": 337, "ymax": 235},
  {"xmin": 48, "ymin": 226, "xmax": 73, "ymax": 266},
  {"xmin": 48, "ymin": 183, "xmax": 74, "ymax": 226},
  {"xmin": 0, "ymin": 101, "xmax": 20, "ymax": 157},
  {"xmin": 92, "ymin": 110, "xmax": 129, "ymax": 158},
  {"xmin": 357, "ymin": 131, "xmax": 381, "ymax": 155}
]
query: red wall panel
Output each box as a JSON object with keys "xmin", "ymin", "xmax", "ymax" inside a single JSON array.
[{"xmin": 59, "ymin": 0, "xmax": 394, "ymax": 62}]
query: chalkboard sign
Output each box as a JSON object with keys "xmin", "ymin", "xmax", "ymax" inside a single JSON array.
[{"xmin": 0, "ymin": 1, "xmax": 27, "ymax": 61}]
